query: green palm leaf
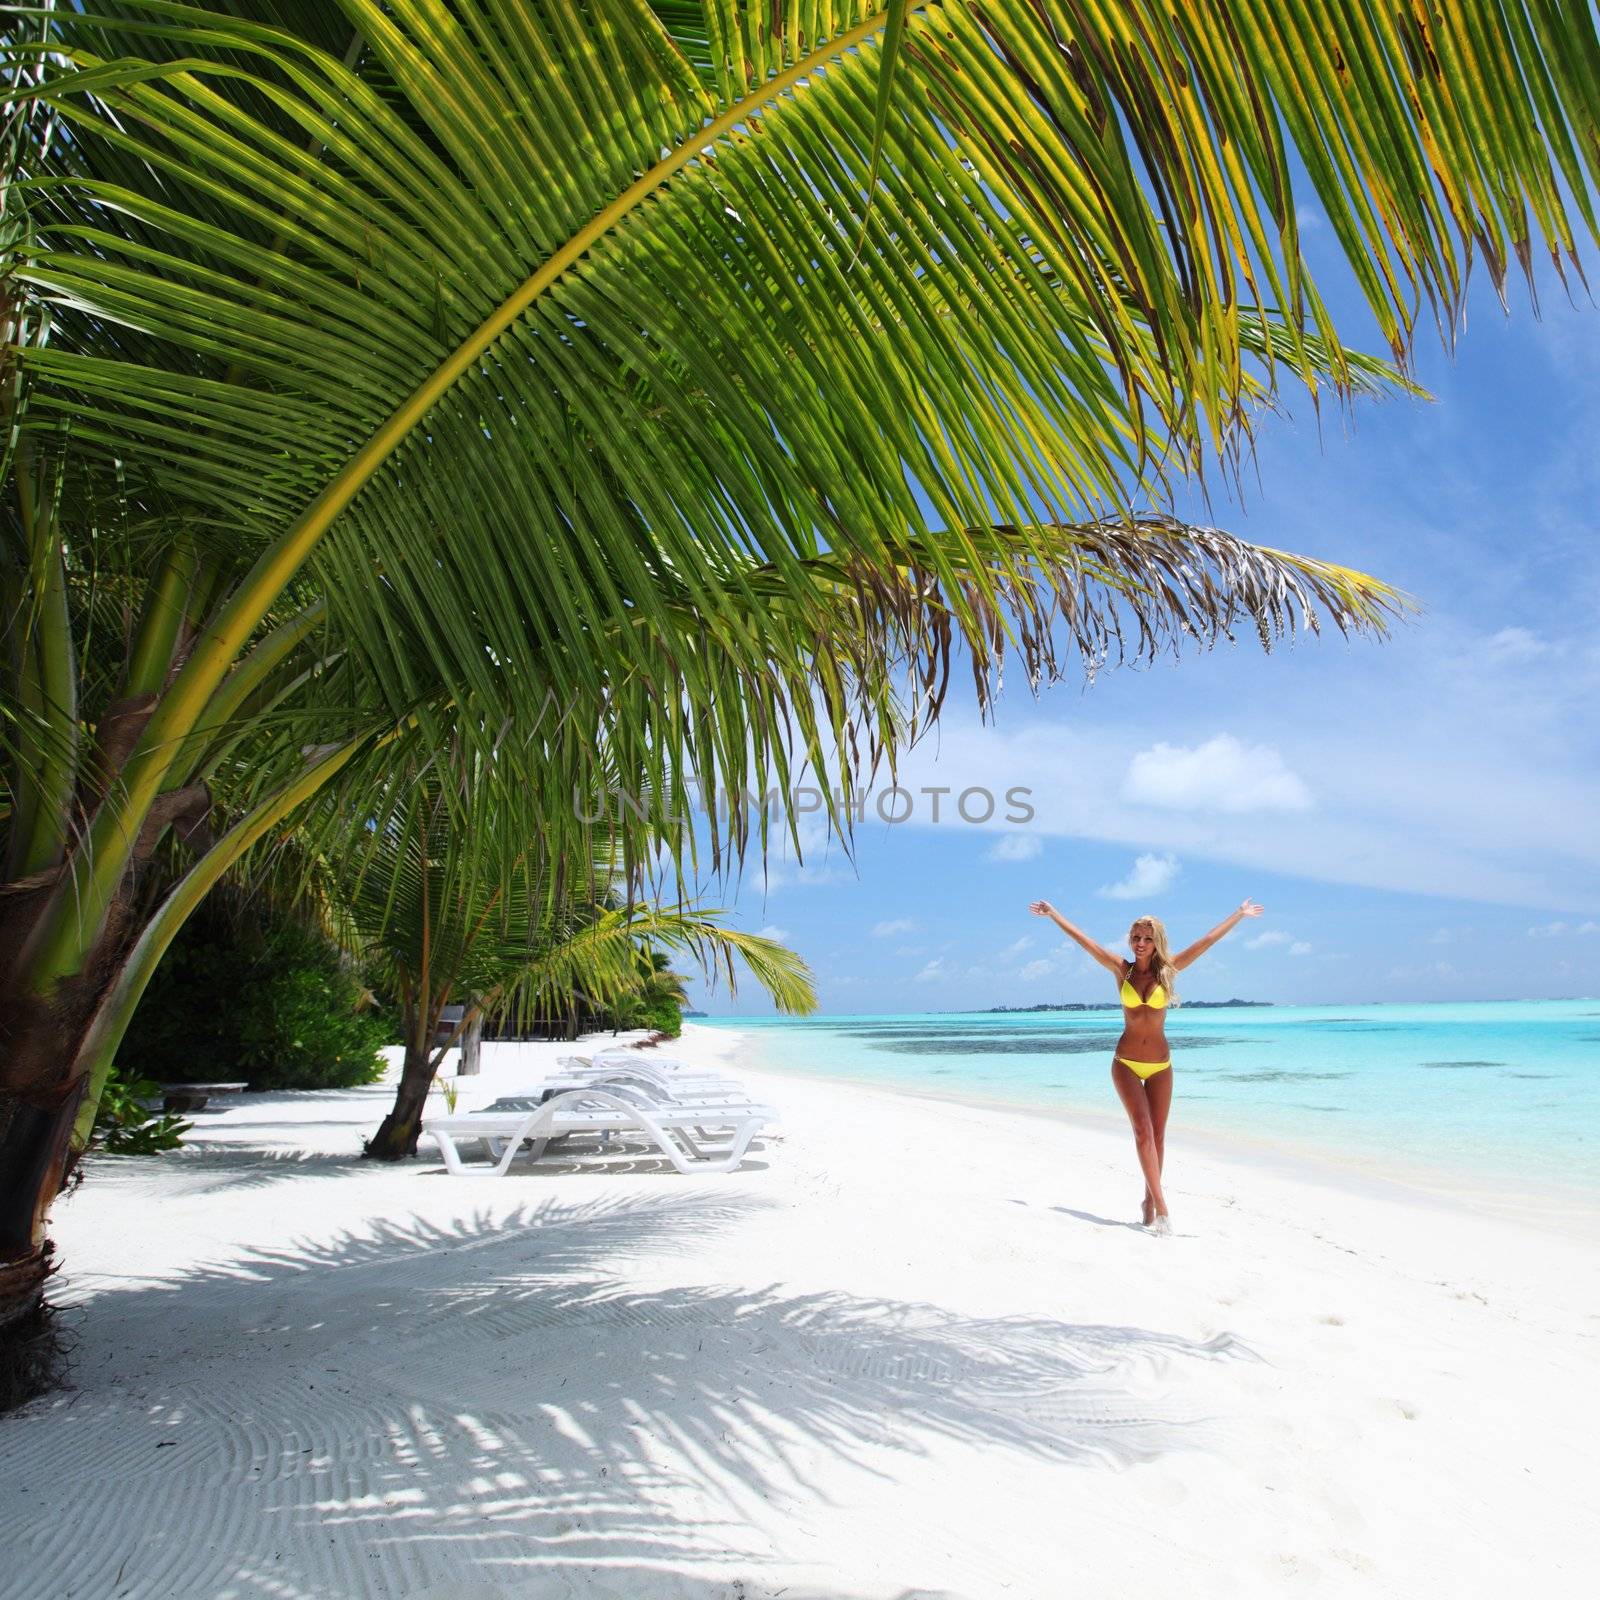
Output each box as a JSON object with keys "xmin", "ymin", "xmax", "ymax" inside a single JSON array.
[
  {"xmin": 21, "ymin": 0, "xmax": 1538, "ymax": 844},
  {"xmin": 6, "ymin": 0, "xmax": 1593, "ymax": 985}
]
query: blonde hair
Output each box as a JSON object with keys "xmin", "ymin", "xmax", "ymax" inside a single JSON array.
[{"xmin": 1127, "ymin": 915, "xmax": 1178, "ymax": 1005}]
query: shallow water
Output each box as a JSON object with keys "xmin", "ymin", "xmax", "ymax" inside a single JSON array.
[{"xmin": 705, "ymin": 1002, "xmax": 1598, "ymax": 1198}]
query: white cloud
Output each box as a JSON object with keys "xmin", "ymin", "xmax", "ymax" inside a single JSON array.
[
  {"xmin": 1485, "ymin": 626, "xmax": 1549, "ymax": 663},
  {"xmin": 1527, "ymin": 921, "xmax": 1570, "ymax": 938},
  {"xmin": 1121, "ymin": 734, "xmax": 1312, "ymax": 814},
  {"xmin": 756, "ymin": 925, "xmax": 789, "ymax": 942},
  {"xmin": 1018, "ymin": 959, "xmax": 1056, "ymax": 982},
  {"xmin": 984, "ymin": 833, "xmax": 1042, "ymax": 862},
  {"xmin": 1387, "ymin": 960, "xmax": 1460, "ymax": 981},
  {"xmin": 1096, "ymin": 852, "xmax": 1180, "ymax": 901},
  {"xmin": 1246, "ymin": 929, "xmax": 1292, "ymax": 950},
  {"xmin": 1290, "ymin": 941, "xmax": 1314, "ymax": 956},
  {"xmin": 750, "ymin": 810, "xmax": 855, "ymax": 892},
  {"xmin": 1581, "ymin": 921, "xmax": 1600, "ymax": 935},
  {"xmin": 1428, "ymin": 928, "xmax": 1454, "ymax": 945},
  {"xmin": 999, "ymin": 936, "xmax": 1035, "ymax": 959},
  {"xmin": 914, "ymin": 958, "xmax": 950, "ymax": 984},
  {"xmin": 873, "ymin": 917, "xmax": 916, "ymax": 937},
  {"xmin": 752, "ymin": 856, "xmax": 854, "ymax": 893},
  {"xmin": 863, "ymin": 631, "xmax": 1600, "ymax": 914}
]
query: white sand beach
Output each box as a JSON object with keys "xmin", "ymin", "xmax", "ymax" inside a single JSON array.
[{"xmin": 6, "ymin": 1022, "xmax": 1597, "ymax": 1599}]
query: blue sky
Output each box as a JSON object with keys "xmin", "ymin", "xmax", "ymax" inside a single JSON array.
[{"xmin": 683, "ymin": 240, "xmax": 1600, "ymax": 1014}]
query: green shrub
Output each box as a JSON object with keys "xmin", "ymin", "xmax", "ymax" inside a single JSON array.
[
  {"xmin": 91, "ymin": 1066, "xmax": 191, "ymax": 1154},
  {"xmin": 637, "ymin": 998, "xmax": 682, "ymax": 1038},
  {"xmin": 610, "ymin": 995, "xmax": 682, "ymax": 1038},
  {"xmin": 118, "ymin": 902, "xmax": 391, "ymax": 1091}
]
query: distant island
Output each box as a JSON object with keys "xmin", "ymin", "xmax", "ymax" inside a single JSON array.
[
  {"xmin": 988, "ymin": 999, "xmax": 1271, "ymax": 1013},
  {"xmin": 680, "ymin": 1009, "xmax": 708, "ymax": 1018}
]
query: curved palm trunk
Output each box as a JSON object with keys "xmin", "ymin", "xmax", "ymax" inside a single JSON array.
[
  {"xmin": 0, "ymin": 871, "xmax": 147, "ymax": 1406},
  {"xmin": 0, "ymin": 732, "xmax": 371, "ymax": 1407},
  {"xmin": 363, "ymin": 1036, "xmax": 435, "ymax": 1161},
  {"xmin": 0, "ymin": 1079, "xmax": 85, "ymax": 1408}
]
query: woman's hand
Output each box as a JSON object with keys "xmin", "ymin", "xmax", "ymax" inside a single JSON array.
[
  {"xmin": 1029, "ymin": 900, "xmax": 1055, "ymax": 918},
  {"xmin": 1238, "ymin": 899, "xmax": 1264, "ymax": 919}
]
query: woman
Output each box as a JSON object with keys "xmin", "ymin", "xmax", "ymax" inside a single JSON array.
[{"xmin": 1028, "ymin": 898, "xmax": 1264, "ymax": 1234}]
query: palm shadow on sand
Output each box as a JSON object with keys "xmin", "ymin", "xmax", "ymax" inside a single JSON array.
[{"xmin": 8, "ymin": 1188, "xmax": 1256, "ymax": 1598}]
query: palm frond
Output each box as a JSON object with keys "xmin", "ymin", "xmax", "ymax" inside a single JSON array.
[
  {"xmin": 523, "ymin": 905, "xmax": 818, "ymax": 1020},
  {"xmin": 7, "ymin": 0, "xmax": 1592, "ymax": 969},
  {"xmin": 319, "ymin": 741, "xmax": 815, "ymax": 1043},
  {"xmin": 20, "ymin": 0, "xmax": 1572, "ymax": 824}
]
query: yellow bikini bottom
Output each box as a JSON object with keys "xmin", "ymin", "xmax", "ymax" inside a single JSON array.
[{"xmin": 1117, "ymin": 1056, "xmax": 1171, "ymax": 1081}]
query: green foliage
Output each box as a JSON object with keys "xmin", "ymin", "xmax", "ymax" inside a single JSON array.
[
  {"xmin": 627, "ymin": 998, "xmax": 684, "ymax": 1039},
  {"xmin": 90, "ymin": 1067, "xmax": 191, "ymax": 1155},
  {"xmin": 334, "ymin": 762, "xmax": 816, "ymax": 1060},
  {"xmin": 11, "ymin": 0, "xmax": 1471, "ymax": 1158},
  {"xmin": 117, "ymin": 901, "xmax": 390, "ymax": 1092},
  {"xmin": 610, "ymin": 949, "xmax": 690, "ymax": 1037}
]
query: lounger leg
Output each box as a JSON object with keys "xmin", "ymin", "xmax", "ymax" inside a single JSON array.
[
  {"xmin": 635, "ymin": 1112, "xmax": 743, "ymax": 1176},
  {"xmin": 491, "ymin": 1113, "xmax": 550, "ymax": 1175},
  {"xmin": 672, "ymin": 1124, "xmax": 736, "ymax": 1160},
  {"xmin": 702, "ymin": 1120, "xmax": 762, "ymax": 1173},
  {"xmin": 434, "ymin": 1131, "xmax": 466, "ymax": 1175}
]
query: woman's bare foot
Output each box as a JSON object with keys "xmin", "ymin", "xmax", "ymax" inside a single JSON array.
[
  {"xmin": 1149, "ymin": 1213, "xmax": 1172, "ymax": 1237},
  {"xmin": 1140, "ymin": 1193, "xmax": 1156, "ymax": 1227}
]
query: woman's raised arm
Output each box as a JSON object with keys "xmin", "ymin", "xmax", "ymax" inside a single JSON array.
[
  {"xmin": 1029, "ymin": 901, "xmax": 1126, "ymax": 978},
  {"xmin": 1172, "ymin": 900, "xmax": 1264, "ymax": 970}
]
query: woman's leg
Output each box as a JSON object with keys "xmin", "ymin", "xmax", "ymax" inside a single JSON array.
[
  {"xmin": 1145, "ymin": 1063, "xmax": 1173, "ymax": 1203},
  {"xmin": 1110, "ymin": 1060, "xmax": 1169, "ymax": 1221}
]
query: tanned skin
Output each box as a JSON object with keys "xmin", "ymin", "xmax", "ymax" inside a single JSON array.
[{"xmin": 1029, "ymin": 899, "xmax": 1264, "ymax": 1231}]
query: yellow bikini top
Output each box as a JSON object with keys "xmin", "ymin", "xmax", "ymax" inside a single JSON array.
[{"xmin": 1120, "ymin": 973, "xmax": 1168, "ymax": 1010}]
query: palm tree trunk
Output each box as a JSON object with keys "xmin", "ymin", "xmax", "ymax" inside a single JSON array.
[
  {"xmin": 0, "ymin": 1077, "xmax": 87, "ymax": 1409},
  {"xmin": 0, "ymin": 728, "xmax": 379, "ymax": 1406},
  {"xmin": 459, "ymin": 1006, "xmax": 482, "ymax": 1076},
  {"xmin": 364, "ymin": 1036, "xmax": 434, "ymax": 1161},
  {"xmin": 0, "ymin": 866, "xmax": 141, "ymax": 1409}
]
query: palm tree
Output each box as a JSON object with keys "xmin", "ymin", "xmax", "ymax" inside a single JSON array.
[
  {"xmin": 328, "ymin": 756, "xmax": 812, "ymax": 1158},
  {"xmin": 605, "ymin": 946, "xmax": 697, "ymax": 1037},
  {"xmin": 3, "ymin": 1, "xmax": 1595, "ymax": 1399},
  {"xmin": 634, "ymin": 950, "xmax": 694, "ymax": 1016}
]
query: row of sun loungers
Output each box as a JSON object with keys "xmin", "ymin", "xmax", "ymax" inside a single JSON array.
[{"xmin": 426, "ymin": 1049, "xmax": 777, "ymax": 1177}]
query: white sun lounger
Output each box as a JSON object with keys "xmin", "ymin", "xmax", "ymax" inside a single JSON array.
[
  {"xmin": 428, "ymin": 1085, "xmax": 777, "ymax": 1177},
  {"xmin": 430, "ymin": 1090, "xmax": 776, "ymax": 1177},
  {"xmin": 546, "ymin": 1061, "xmax": 745, "ymax": 1102},
  {"xmin": 562, "ymin": 1049, "xmax": 735, "ymax": 1072},
  {"xmin": 495, "ymin": 1080, "xmax": 757, "ymax": 1115},
  {"xmin": 560, "ymin": 1052, "xmax": 729, "ymax": 1083},
  {"xmin": 480, "ymin": 1068, "xmax": 764, "ymax": 1147},
  {"xmin": 559, "ymin": 1053, "xmax": 729, "ymax": 1079}
]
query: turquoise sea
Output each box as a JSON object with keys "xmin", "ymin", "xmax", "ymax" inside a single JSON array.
[{"xmin": 704, "ymin": 1003, "xmax": 1598, "ymax": 1203}]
